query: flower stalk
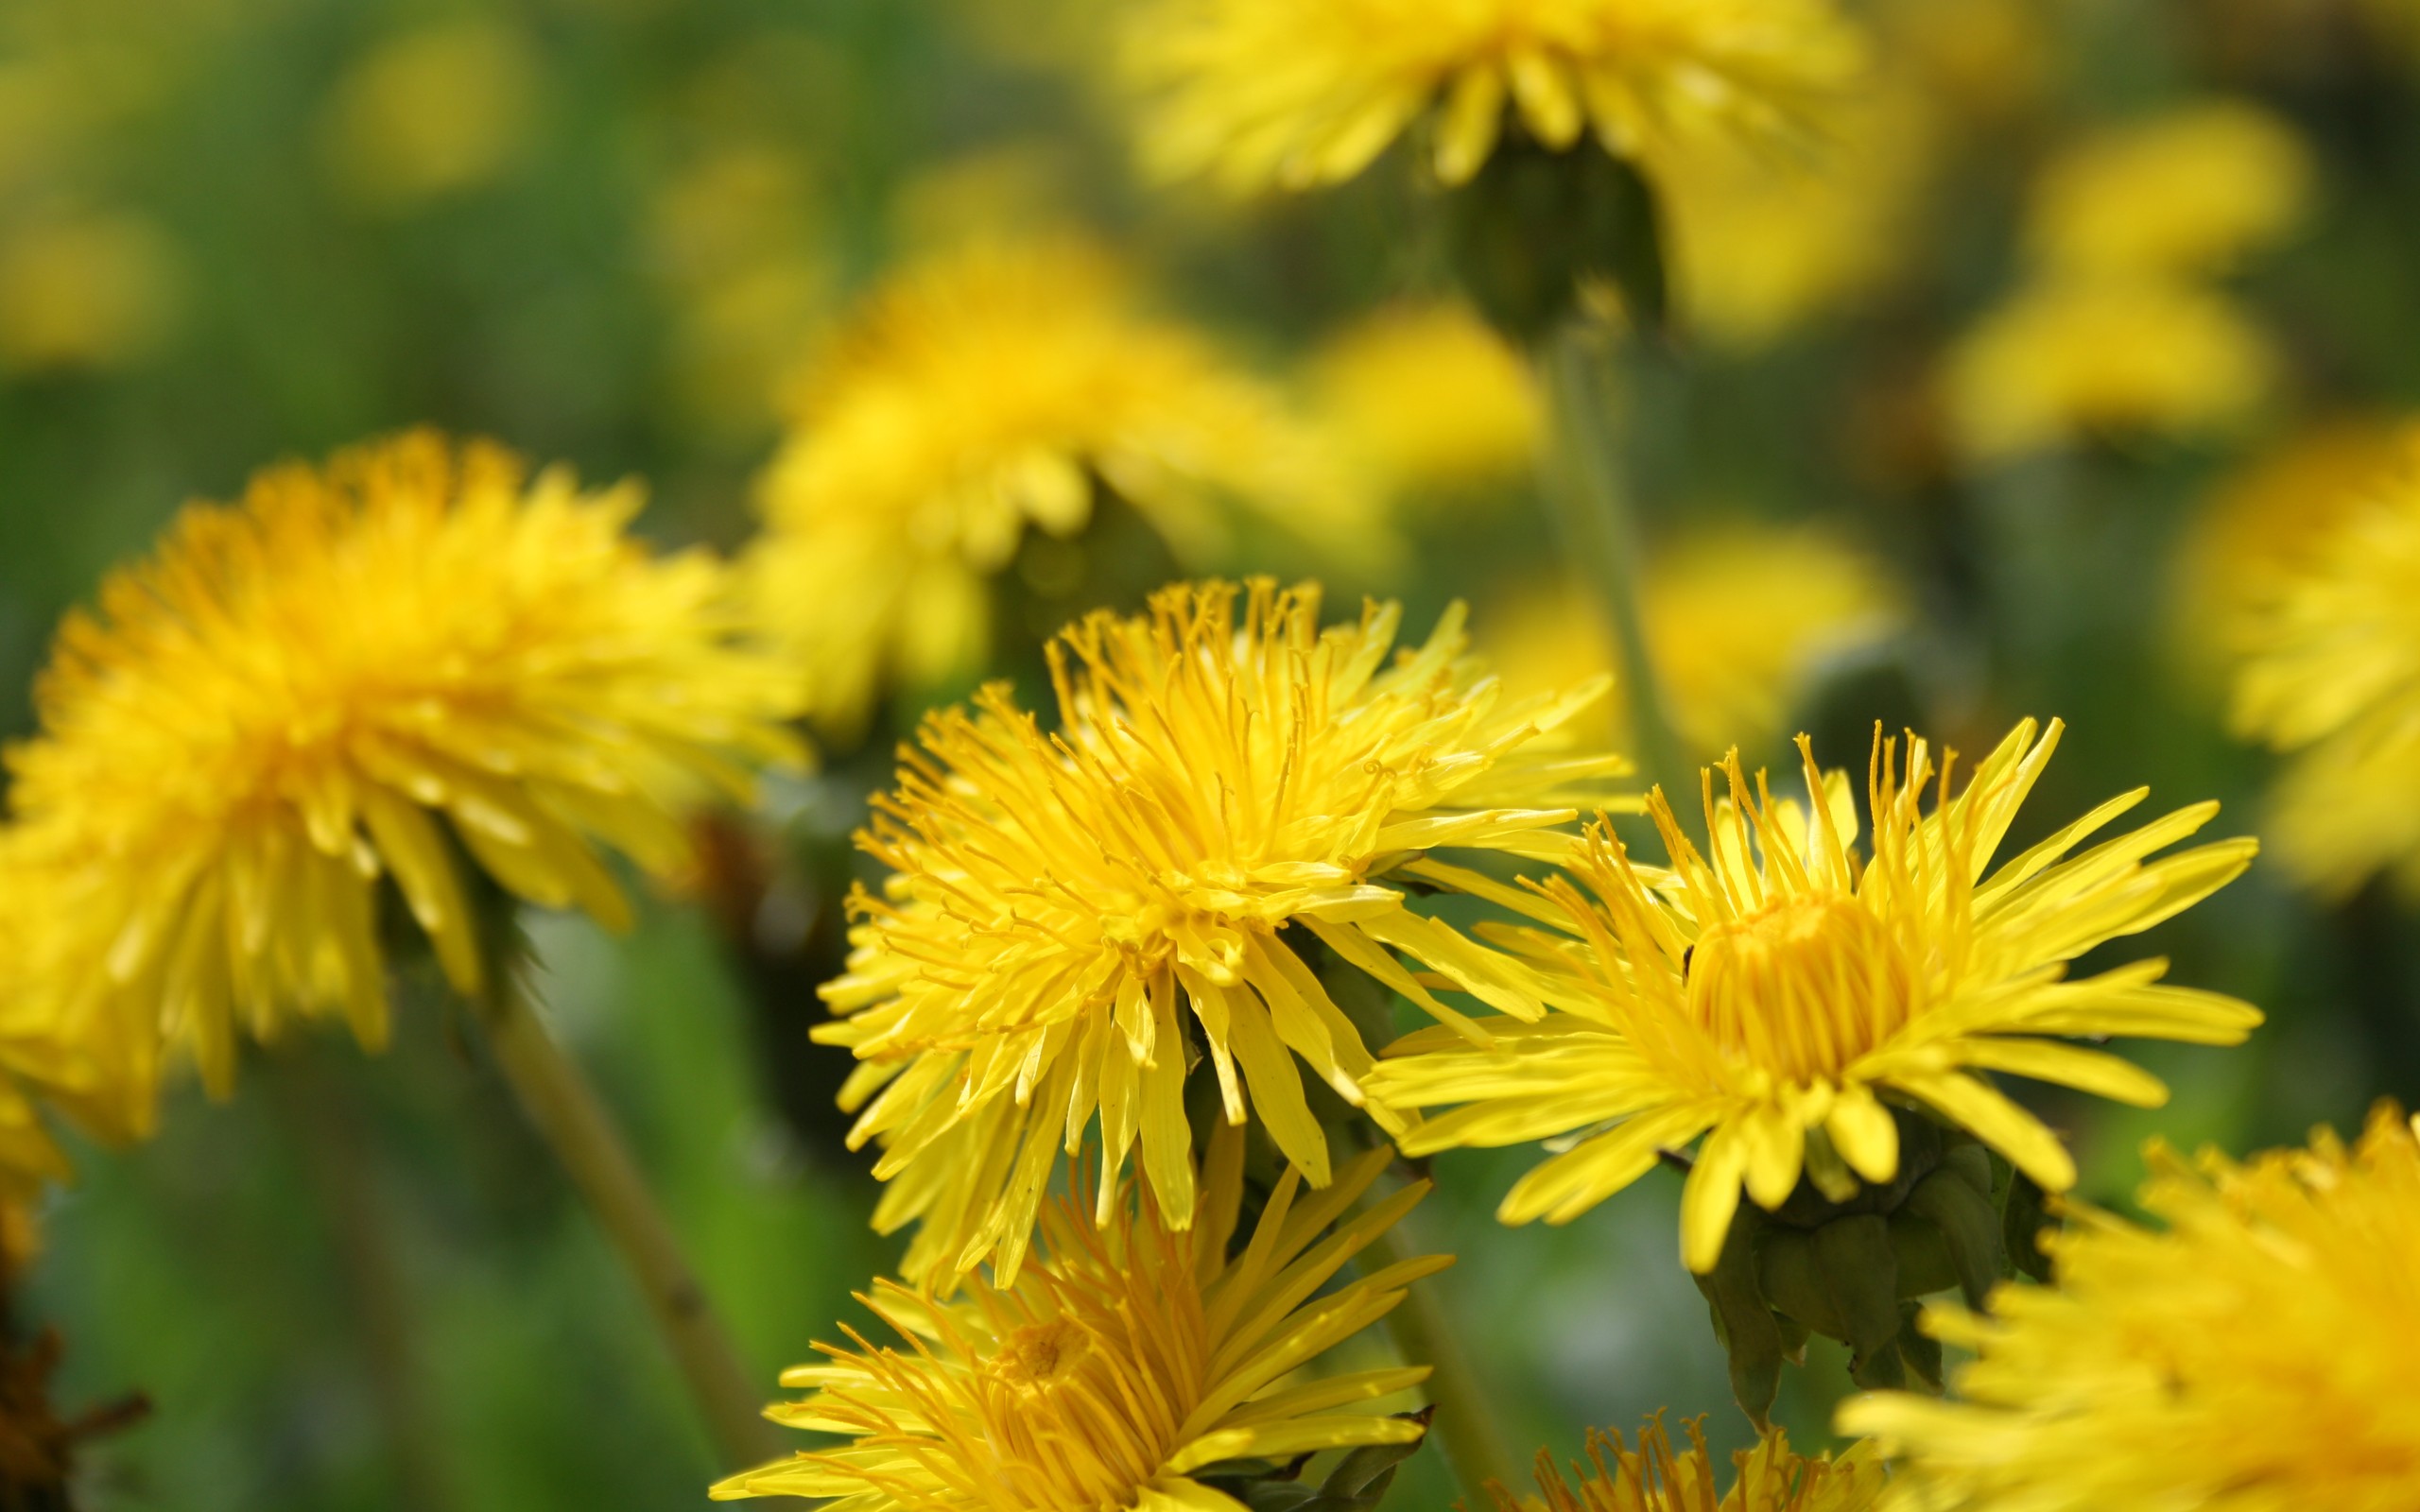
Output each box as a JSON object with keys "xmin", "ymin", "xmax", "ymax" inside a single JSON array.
[
  {"xmin": 471, "ymin": 943, "xmax": 782, "ymax": 1472},
  {"xmin": 1362, "ymin": 1207, "xmax": 1512, "ymax": 1508}
]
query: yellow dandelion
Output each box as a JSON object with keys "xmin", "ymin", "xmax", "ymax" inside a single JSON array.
[
  {"xmin": 1125, "ymin": 0, "xmax": 1866, "ymax": 195},
  {"xmin": 746, "ymin": 237, "xmax": 1377, "ymax": 736},
  {"xmin": 1840, "ymin": 1104, "xmax": 2420, "ymax": 1511},
  {"xmin": 318, "ymin": 19, "xmax": 537, "ymax": 212},
  {"xmin": 712, "ymin": 1131, "xmax": 1444, "ymax": 1507},
  {"xmin": 1305, "ymin": 299, "xmax": 1544, "ymax": 501},
  {"xmin": 821, "ymin": 578, "xmax": 1628, "ymax": 1283},
  {"xmin": 2171, "ymin": 418, "xmax": 2414, "ymax": 680},
  {"xmin": 1945, "ymin": 280, "xmax": 2273, "ymax": 463},
  {"xmin": 1658, "ymin": 89, "xmax": 1935, "ymax": 352},
  {"xmin": 3, "ymin": 431, "xmax": 802, "ymax": 1103},
  {"xmin": 0, "ymin": 209, "xmax": 181, "ymax": 374},
  {"xmin": 1492, "ymin": 1415, "xmax": 1887, "ymax": 1511},
  {"xmin": 1487, "ymin": 523, "xmax": 1905, "ymax": 759},
  {"xmin": 2028, "ymin": 100, "xmax": 2313, "ymax": 282},
  {"xmin": 1365, "ymin": 720, "xmax": 2260, "ymax": 1272},
  {"xmin": 2229, "ymin": 453, "xmax": 2420, "ymax": 893}
]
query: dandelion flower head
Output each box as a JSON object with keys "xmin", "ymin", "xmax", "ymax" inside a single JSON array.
[
  {"xmin": 1367, "ymin": 720, "xmax": 2261, "ymax": 1270},
  {"xmin": 3, "ymin": 431, "xmax": 802, "ymax": 1100},
  {"xmin": 820, "ymin": 578, "xmax": 1629, "ymax": 1283},
  {"xmin": 1487, "ymin": 523, "xmax": 1905, "ymax": 759},
  {"xmin": 1125, "ymin": 0, "xmax": 1866, "ymax": 195},
  {"xmin": 1945, "ymin": 280, "xmax": 2273, "ymax": 463},
  {"xmin": 1305, "ymin": 299, "xmax": 1544, "ymax": 500},
  {"xmin": 746, "ymin": 237, "xmax": 1374, "ymax": 736},
  {"xmin": 1841, "ymin": 1105, "xmax": 2420, "ymax": 1511},
  {"xmin": 712, "ymin": 1132, "xmax": 1445, "ymax": 1510},
  {"xmin": 1491, "ymin": 1415, "xmax": 1887, "ymax": 1511},
  {"xmin": 2229, "ymin": 450, "xmax": 2420, "ymax": 894},
  {"xmin": 2028, "ymin": 100, "xmax": 2313, "ymax": 281}
]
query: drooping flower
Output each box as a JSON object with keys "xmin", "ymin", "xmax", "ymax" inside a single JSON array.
[
  {"xmin": 1944, "ymin": 280, "xmax": 2273, "ymax": 463},
  {"xmin": 2229, "ymin": 452, "xmax": 2420, "ymax": 893},
  {"xmin": 1840, "ymin": 1104, "xmax": 2420, "ymax": 1511},
  {"xmin": 3, "ymin": 431, "xmax": 802, "ymax": 1101},
  {"xmin": 744, "ymin": 237, "xmax": 1376, "ymax": 737},
  {"xmin": 821, "ymin": 579, "xmax": 1628, "ymax": 1282},
  {"xmin": 712, "ymin": 1132, "xmax": 1444, "ymax": 1509},
  {"xmin": 1487, "ymin": 522, "xmax": 1905, "ymax": 759},
  {"xmin": 2028, "ymin": 101, "xmax": 2313, "ymax": 280},
  {"xmin": 1365, "ymin": 721, "xmax": 2260, "ymax": 1271},
  {"xmin": 1305, "ymin": 299, "xmax": 1543, "ymax": 501},
  {"xmin": 1124, "ymin": 0, "xmax": 1866, "ymax": 195},
  {"xmin": 1490, "ymin": 1415, "xmax": 1888, "ymax": 1511}
]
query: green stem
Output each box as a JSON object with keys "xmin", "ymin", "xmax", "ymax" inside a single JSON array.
[
  {"xmin": 1365, "ymin": 1204, "xmax": 1513, "ymax": 1508},
  {"xmin": 473, "ymin": 962, "xmax": 786, "ymax": 1472},
  {"xmin": 1542, "ymin": 319, "xmax": 1685, "ymax": 797}
]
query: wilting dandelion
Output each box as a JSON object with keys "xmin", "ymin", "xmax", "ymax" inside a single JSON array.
[{"xmin": 1367, "ymin": 721, "xmax": 2259, "ymax": 1270}]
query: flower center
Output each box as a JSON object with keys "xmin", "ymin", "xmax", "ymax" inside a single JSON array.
[
  {"xmin": 987, "ymin": 1319, "xmax": 1091, "ymax": 1397},
  {"xmin": 1685, "ymin": 893, "xmax": 1918, "ymax": 1086}
]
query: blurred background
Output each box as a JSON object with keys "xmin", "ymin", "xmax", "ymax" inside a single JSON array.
[{"xmin": 6, "ymin": 0, "xmax": 2420, "ymax": 1506}]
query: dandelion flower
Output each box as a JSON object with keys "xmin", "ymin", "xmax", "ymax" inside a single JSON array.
[
  {"xmin": 1491, "ymin": 1415, "xmax": 1887, "ymax": 1511},
  {"xmin": 2230, "ymin": 454, "xmax": 2420, "ymax": 893},
  {"xmin": 1366, "ymin": 720, "xmax": 2260, "ymax": 1271},
  {"xmin": 2172, "ymin": 419, "xmax": 2413, "ymax": 681},
  {"xmin": 1840, "ymin": 1105, "xmax": 2420, "ymax": 1511},
  {"xmin": 1487, "ymin": 523, "xmax": 1905, "ymax": 758},
  {"xmin": 3, "ymin": 431, "xmax": 802, "ymax": 1100},
  {"xmin": 1125, "ymin": 0, "xmax": 1866, "ymax": 195},
  {"xmin": 821, "ymin": 578, "xmax": 1627, "ymax": 1282},
  {"xmin": 2029, "ymin": 101, "xmax": 2313, "ymax": 281},
  {"xmin": 1945, "ymin": 280, "xmax": 2273, "ymax": 463},
  {"xmin": 1305, "ymin": 299, "xmax": 1543, "ymax": 500},
  {"xmin": 746, "ymin": 237, "xmax": 1374, "ymax": 736},
  {"xmin": 712, "ymin": 1132, "xmax": 1445, "ymax": 1507}
]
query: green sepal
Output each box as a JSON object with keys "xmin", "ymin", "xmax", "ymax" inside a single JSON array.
[
  {"xmin": 1444, "ymin": 136, "xmax": 1668, "ymax": 345},
  {"xmin": 1199, "ymin": 1409, "xmax": 1435, "ymax": 1512},
  {"xmin": 1814, "ymin": 1214, "xmax": 1906, "ymax": 1390},
  {"xmin": 1693, "ymin": 1208, "xmax": 1785, "ymax": 1429}
]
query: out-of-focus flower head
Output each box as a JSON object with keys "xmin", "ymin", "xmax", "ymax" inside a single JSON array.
[
  {"xmin": 2028, "ymin": 101, "xmax": 2314, "ymax": 281},
  {"xmin": 1870, "ymin": 0, "xmax": 2052, "ymax": 125},
  {"xmin": 820, "ymin": 579, "xmax": 1630, "ymax": 1284},
  {"xmin": 0, "ymin": 208, "xmax": 180, "ymax": 374},
  {"xmin": 2172, "ymin": 418, "xmax": 2415, "ymax": 682},
  {"xmin": 1488, "ymin": 1414, "xmax": 1887, "ymax": 1510},
  {"xmin": 1945, "ymin": 280, "xmax": 2273, "ymax": 463},
  {"xmin": 712, "ymin": 1131, "xmax": 1443, "ymax": 1507},
  {"xmin": 318, "ymin": 19, "xmax": 539, "ymax": 213},
  {"xmin": 1488, "ymin": 521, "xmax": 1906, "ymax": 759},
  {"xmin": 745, "ymin": 237, "xmax": 1384, "ymax": 738},
  {"xmin": 3, "ymin": 431, "xmax": 803, "ymax": 1103},
  {"xmin": 1124, "ymin": 0, "xmax": 1867, "ymax": 195},
  {"xmin": 1841, "ymin": 1105, "xmax": 2420, "ymax": 1511},
  {"xmin": 1305, "ymin": 298, "xmax": 1544, "ymax": 501},
  {"xmin": 1659, "ymin": 88, "xmax": 1937, "ymax": 351},
  {"xmin": 2229, "ymin": 450, "xmax": 2420, "ymax": 894},
  {"xmin": 1367, "ymin": 721, "xmax": 2260, "ymax": 1271}
]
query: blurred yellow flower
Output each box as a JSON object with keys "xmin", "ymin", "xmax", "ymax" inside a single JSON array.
[
  {"xmin": 1871, "ymin": 0, "xmax": 2051, "ymax": 125},
  {"xmin": 646, "ymin": 144, "xmax": 830, "ymax": 435},
  {"xmin": 1841, "ymin": 1105, "xmax": 2420, "ymax": 1511},
  {"xmin": 319, "ymin": 20, "xmax": 537, "ymax": 212},
  {"xmin": 2029, "ymin": 101, "xmax": 2313, "ymax": 281},
  {"xmin": 1659, "ymin": 90, "xmax": 1935, "ymax": 351},
  {"xmin": 0, "ymin": 208, "xmax": 180, "ymax": 373},
  {"xmin": 1945, "ymin": 279, "xmax": 2273, "ymax": 463},
  {"xmin": 1366, "ymin": 721, "xmax": 2260, "ymax": 1271},
  {"xmin": 1125, "ymin": 0, "xmax": 1866, "ymax": 193},
  {"xmin": 713, "ymin": 1134, "xmax": 1443, "ymax": 1507},
  {"xmin": 1488, "ymin": 523, "xmax": 1905, "ymax": 758},
  {"xmin": 1490, "ymin": 1415, "xmax": 1887, "ymax": 1511},
  {"xmin": 821, "ymin": 580, "xmax": 1628, "ymax": 1283},
  {"xmin": 1306, "ymin": 299, "xmax": 1544, "ymax": 499},
  {"xmin": 746, "ymin": 237, "xmax": 1381, "ymax": 736},
  {"xmin": 2230, "ymin": 453, "xmax": 2420, "ymax": 893},
  {"xmin": 3, "ymin": 432, "xmax": 802, "ymax": 1101},
  {"xmin": 2172, "ymin": 418, "xmax": 2413, "ymax": 679}
]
